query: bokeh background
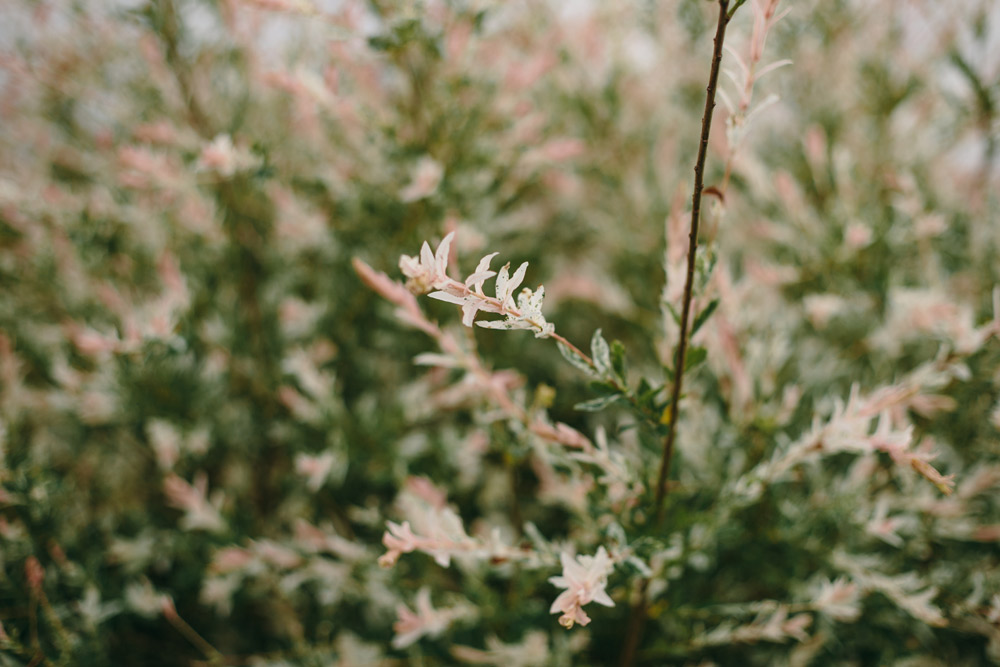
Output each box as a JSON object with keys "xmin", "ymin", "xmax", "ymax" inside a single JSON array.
[{"xmin": 1, "ymin": 0, "xmax": 999, "ymax": 665}]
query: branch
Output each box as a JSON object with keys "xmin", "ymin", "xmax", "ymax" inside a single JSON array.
[
  {"xmin": 620, "ymin": 7, "xmax": 735, "ymax": 665},
  {"xmin": 654, "ymin": 0, "xmax": 733, "ymax": 523}
]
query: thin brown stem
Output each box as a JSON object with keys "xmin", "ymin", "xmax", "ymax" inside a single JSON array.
[
  {"xmin": 619, "ymin": 4, "xmax": 734, "ymax": 664},
  {"xmin": 617, "ymin": 578, "xmax": 649, "ymax": 667},
  {"xmin": 164, "ymin": 599, "xmax": 224, "ymax": 665},
  {"xmin": 549, "ymin": 331, "xmax": 592, "ymax": 367},
  {"xmin": 654, "ymin": 0, "xmax": 732, "ymax": 524}
]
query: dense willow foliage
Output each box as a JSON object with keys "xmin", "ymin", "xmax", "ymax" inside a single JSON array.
[{"xmin": 0, "ymin": 0, "xmax": 998, "ymax": 665}]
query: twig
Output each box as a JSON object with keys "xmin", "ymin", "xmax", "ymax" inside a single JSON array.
[
  {"xmin": 654, "ymin": 0, "xmax": 733, "ymax": 523},
  {"xmin": 163, "ymin": 598, "xmax": 225, "ymax": 665},
  {"xmin": 617, "ymin": 578, "xmax": 649, "ymax": 667},
  {"xmin": 620, "ymin": 3, "xmax": 735, "ymax": 664}
]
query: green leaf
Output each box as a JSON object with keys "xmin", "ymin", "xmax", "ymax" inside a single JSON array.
[
  {"xmin": 610, "ymin": 340, "xmax": 627, "ymax": 383},
  {"xmin": 367, "ymin": 35, "xmax": 393, "ymax": 52},
  {"xmin": 591, "ymin": 329, "xmax": 612, "ymax": 379},
  {"xmin": 588, "ymin": 380, "xmax": 620, "ymax": 396},
  {"xmin": 574, "ymin": 394, "xmax": 623, "ymax": 412},
  {"xmin": 684, "ymin": 346, "xmax": 708, "ymax": 371},
  {"xmin": 664, "ymin": 301, "xmax": 681, "ymax": 325},
  {"xmin": 558, "ymin": 341, "xmax": 596, "ymax": 377},
  {"xmin": 637, "ymin": 381, "xmax": 663, "ymax": 409},
  {"xmin": 694, "ymin": 245, "xmax": 718, "ymax": 293},
  {"xmin": 691, "ymin": 298, "xmax": 720, "ymax": 336}
]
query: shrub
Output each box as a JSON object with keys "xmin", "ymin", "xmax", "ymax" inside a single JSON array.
[{"xmin": 0, "ymin": 0, "xmax": 998, "ymax": 665}]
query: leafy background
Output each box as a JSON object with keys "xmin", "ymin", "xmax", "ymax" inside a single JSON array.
[{"xmin": 0, "ymin": 0, "xmax": 998, "ymax": 665}]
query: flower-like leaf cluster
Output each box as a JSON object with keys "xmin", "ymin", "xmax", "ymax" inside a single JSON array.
[{"xmin": 399, "ymin": 232, "xmax": 555, "ymax": 338}]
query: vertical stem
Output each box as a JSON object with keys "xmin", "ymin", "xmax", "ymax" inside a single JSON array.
[
  {"xmin": 620, "ymin": 4, "xmax": 734, "ymax": 664},
  {"xmin": 617, "ymin": 578, "xmax": 648, "ymax": 667},
  {"xmin": 654, "ymin": 0, "xmax": 732, "ymax": 524}
]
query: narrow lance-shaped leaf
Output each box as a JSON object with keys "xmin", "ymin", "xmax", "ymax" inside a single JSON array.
[
  {"xmin": 664, "ymin": 301, "xmax": 681, "ymax": 325},
  {"xmin": 558, "ymin": 341, "xmax": 597, "ymax": 377},
  {"xmin": 684, "ymin": 345, "xmax": 708, "ymax": 371},
  {"xmin": 691, "ymin": 298, "xmax": 720, "ymax": 336},
  {"xmin": 636, "ymin": 379, "xmax": 663, "ymax": 410},
  {"xmin": 610, "ymin": 340, "xmax": 627, "ymax": 384},
  {"xmin": 466, "ymin": 251, "xmax": 499, "ymax": 291},
  {"xmin": 495, "ymin": 263, "xmax": 510, "ymax": 306},
  {"xmin": 428, "ymin": 291, "xmax": 469, "ymax": 306},
  {"xmin": 588, "ymin": 380, "xmax": 620, "ymax": 397},
  {"xmin": 507, "ymin": 262, "xmax": 529, "ymax": 298},
  {"xmin": 574, "ymin": 394, "xmax": 624, "ymax": 412},
  {"xmin": 591, "ymin": 329, "xmax": 612, "ymax": 379}
]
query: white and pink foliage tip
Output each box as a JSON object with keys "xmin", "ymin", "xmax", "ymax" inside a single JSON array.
[
  {"xmin": 399, "ymin": 231, "xmax": 555, "ymax": 338},
  {"xmin": 548, "ymin": 547, "xmax": 616, "ymax": 629}
]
